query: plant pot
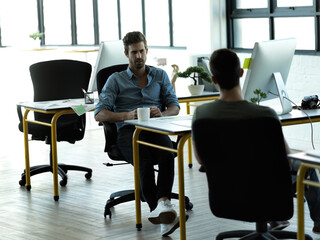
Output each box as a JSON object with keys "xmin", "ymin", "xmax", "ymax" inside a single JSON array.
[{"xmin": 188, "ymin": 85, "xmax": 204, "ymax": 95}]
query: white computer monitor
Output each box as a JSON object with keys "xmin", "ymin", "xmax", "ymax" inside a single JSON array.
[
  {"xmin": 88, "ymin": 40, "xmax": 128, "ymax": 92},
  {"xmin": 242, "ymin": 38, "xmax": 297, "ymax": 115}
]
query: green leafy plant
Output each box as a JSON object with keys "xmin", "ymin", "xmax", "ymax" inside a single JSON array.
[
  {"xmin": 29, "ymin": 32, "xmax": 44, "ymax": 40},
  {"xmin": 250, "ymin": 89, "xmax": 267, "ymax": 104},
  {"xmin": 176, "ymin": 66, "xmax": 212, "ymax": 85}
]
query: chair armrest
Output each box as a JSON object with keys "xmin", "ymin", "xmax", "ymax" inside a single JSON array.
[
  {"xmin": 102, "ymin": 121, "xmax": 118, "ymax": 152},
  {"xmin": 17, "ymin": 105, "xmax": 24, "ymax": 132}
]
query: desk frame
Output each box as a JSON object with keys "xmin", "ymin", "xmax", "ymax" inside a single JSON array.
[
  {"xmin": 296, "ymin": 162, "xmax": 320, "ymax": 240},
  {"xmin": 281, "ymin": 112, "xmax": 320, "ymax": 240},
  {"xmin": 132, "ymin": 126, "xmax": 190, "ymax": 240},
  {"xmin": 22, "ymin": 107, "xmax": 76, "ymax": 201},
  {"xmin": 178, "ymin": 94, "xmax": 219, "ymax": 168}
]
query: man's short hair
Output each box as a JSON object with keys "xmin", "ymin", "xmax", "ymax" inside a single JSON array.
[
  {"xmin": 209, "ymin": 48, "xmax": 241, "ymax": 90},
  {"xmin": 122, "ymin": 31, "xmax": 148, "ymax": 54}
]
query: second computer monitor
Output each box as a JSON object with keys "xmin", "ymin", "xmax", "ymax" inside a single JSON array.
[
  {"xmin": 242, "ymin": 38, "xmax": 297, "ymax": 115},
  {"xmin": 88, "ymin": 40, "xmax": 128, "ymax": 92}
]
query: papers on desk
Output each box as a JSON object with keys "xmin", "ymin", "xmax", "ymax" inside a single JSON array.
[
  {"xmin": 152, "ymin": 115, "xmax": 192, "ymax": 128},
  {"xmin": 71, "ymin": 104, "xmax": 95, "ymax": 116},
  {"xmin": 171, "ymin": 119, "xmax": 192, "ymax": 128},
  {"xmin": 18, "ymin": 98, "xmax": 96, "ymax": 116}
]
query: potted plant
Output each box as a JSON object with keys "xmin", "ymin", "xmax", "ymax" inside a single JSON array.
[
  {"xmin": 250, "ymin": 89, "xmax": 267, "ymax": 104},
  {"xmin": 29, "ymin": 31, "xmax": 44, "ymax": 48},
  {"xmin": 176, "ymin": 66, "xmax": 212, "ymax": 95}
]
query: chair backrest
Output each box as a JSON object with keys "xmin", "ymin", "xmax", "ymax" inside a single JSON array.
[
  {"xmin": 192, "ymin": 116, "xmax": 293, "ymax": 223},
  {"xmin": 96, "ymin": 64, "xmax": 128, "ymax": 159},
  {"xmin": 97, "ymin": 64, "xmax": 128, "ymax": 95},
  {"xmin": 28, "ymin": 59, "xmax": 92, "ymax": 142}
]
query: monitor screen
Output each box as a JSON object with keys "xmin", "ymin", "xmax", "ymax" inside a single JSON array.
[
  {"xmin": 88, "ymin": 40, "xmax": 128, "ymax": 92},
  {"xmin": 197, "ymin": 57, "xmax": 219, "ymax": 92},
  {"xmin": 242, "ymin": 38, "xmax": 297, "ymax": 115}
]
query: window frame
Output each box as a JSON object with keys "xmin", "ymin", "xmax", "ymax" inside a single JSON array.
[
  {"xmin": 0, "ymin": 0, "xmax": 185, "ymax": 48},
  {"xmin": 227, "ymin": 0, "xmax": 320, "ymax": 55}
]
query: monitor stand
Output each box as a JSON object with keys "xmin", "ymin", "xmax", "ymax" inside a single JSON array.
[{"xmin": 271, "ymin": 72, "xmax": 292, "ymax": 115}]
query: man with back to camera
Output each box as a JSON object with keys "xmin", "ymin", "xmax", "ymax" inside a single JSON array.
[
  {"xmin": 191, "ymin": 48, "xmax": 320, "ymax": 234},
  {"xmin": 94, "ymin": 31, "xmax": 187, "ymax": 236}
]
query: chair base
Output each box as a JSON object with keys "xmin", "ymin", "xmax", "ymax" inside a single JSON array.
[
  {"xmin": 104, "ymin": 190, "xmax": 193, "ymax": 218},
  {"xmin": 19, "ymin": 163, "xmax": 92, "ymax": 187},
  {"xmin": 216, "ymin": 222, "xmax": 313, "ymax": 240}
]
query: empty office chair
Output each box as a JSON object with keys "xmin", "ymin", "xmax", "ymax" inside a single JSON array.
[
  {"xmin": 96, "ymin": 64, "xmax": 193, "ymax": 218},
  {"xmin": 192, "ymin": 117, "xmax": 312, "ymax": 240},
  {"xmin": 17, "ymin": 59, "xmax": 93, "ymax": 187}
]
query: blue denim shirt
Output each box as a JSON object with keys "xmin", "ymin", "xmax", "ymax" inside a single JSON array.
[{"xmin": 94, "ymin": 65, "xmax": 180, "ymax": 130}]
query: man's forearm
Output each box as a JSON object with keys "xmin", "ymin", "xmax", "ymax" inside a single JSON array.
[
  {"xmin": 95, "ymin": 110, "xmax": 134, "ymax": 123},
  {"xmin": 161, "ymin": 105, "xmax": 180, "ymax": 117}
]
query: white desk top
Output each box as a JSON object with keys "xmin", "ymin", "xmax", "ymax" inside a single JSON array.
[
  {"xmin": 125, "ymin": 108, "xmax": 320, "ymax": 134},
  {"xmin": 177, "ymin": 91, "xmax": 219, "ymax": 100},
  {"xmin": 288, "ymin": 151, "xmax": 320, "ymax": 166},
  {"xmin": 279, "ymin": 108, "xmax": 320, "ymax": 123},
  {"xmin": 125, "ymin": 115, "xmax": 192, "ymax": 134},
  {"xmin": 17, "ymin": 98, "xmax": 97, "ymax": 115}
]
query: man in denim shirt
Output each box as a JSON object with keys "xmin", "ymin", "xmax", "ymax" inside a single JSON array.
[{"xmin": 95, "ymin": 31, "xmax": 184, "ymax": 237}]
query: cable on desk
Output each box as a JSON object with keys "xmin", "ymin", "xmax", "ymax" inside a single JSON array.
[{"xmin": 268, "ymin": 91, "xmax": 315, "ymax": 150}]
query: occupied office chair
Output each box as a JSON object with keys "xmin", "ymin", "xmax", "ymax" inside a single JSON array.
[
  {"xmin": 17, "ymin": 59, "xmax": 93, "ymax": 188},
  {"xmin": 96, "ymin": 64, "xmax": 193, "ymax": 218},
  {"xmin": 192, "ymin": 117, "xmax": 312, "ymax": 240}
]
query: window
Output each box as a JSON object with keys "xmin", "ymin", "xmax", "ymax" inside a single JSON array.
[
  {"xmin": 228, "ymin": 0, "xmax": 319, "ymax": 53},
  {"xmin": 98, "ymin": 0, "xmax": 119, "ymax": 42},
  {"xmin": 171, "ymin": 0, "xmax": 189, "ymax": 47},
  {"xmin": 274, "ymin": 17, "xmax": 315, "ymax": 50},
  {"xmin": 76, "ymin": 0, "xmax": 94, "ymax": 45},
  {"xmin": 234, "ymin": 18, "xmax": 269, "ymax": 48},
  {"xmin": 43, "ymin": 0, "xmax": 71, "ymax": 45},
  {"xmin": 145, "ymin": 0, "xmax": 169, "ymax": 46},
  {"xmin": 236, "ymin": 0, "xmax": 267, "ymax": 9},
  {"xmin": 0, "ymin": 0, "xmax": 185, "ymax": 48},
  {"xmin": 277, "ymin": 0, "xmax": 313, "ymax": 7},
  {"xmin": 119, "ymin": 0, "xmax": 143, "ymax": 38},
  {"xmin": 0, "ymin": 0, "xmax": 38, "ymax": 47}
]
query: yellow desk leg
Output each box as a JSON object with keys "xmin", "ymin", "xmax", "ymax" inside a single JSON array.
[
  {"xmin": 23, "ymin": 109, "xmax": 31, "ymax": 190},
  {"xmin": 186, "ymin": 103, "xmax": 193, "ymax": 168},
  {"xmin": 187, "ymin": 139, "xmax": 192, "ymax": 168},
  {"xmin": 51, "ymin": 113, "xmax": 61, "ymax": 201},
  {"xmin": 177, "ymin": 133, "xmax": 190, "ymax": 240},
  {"xmin": 133, "ymin": 128, "xmax": 142, "ymax": 230},
  {"xmin": 297, "ymin": 165, "xmax": 307, "ymax": 240}
]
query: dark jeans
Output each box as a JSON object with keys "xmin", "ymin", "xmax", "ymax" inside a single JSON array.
[
  {"xmin": 117, "ymin": 125, "xmax": 175, "ymax": 211},
  {"xmin": 292, "ymin": 169, "xmax": 320, "ymax": 223}
]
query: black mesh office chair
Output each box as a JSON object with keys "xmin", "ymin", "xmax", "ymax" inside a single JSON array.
[
  {"xmin": 17, "ymin": 59, "xmax": 93, "ymax": 188},
  {"xmin": 96, "ymin": 64, "xmax": 193, "ymax": 218},
  {"xmin": 192, "ymin": 117, "xmax": 312, "ymax": 240}
]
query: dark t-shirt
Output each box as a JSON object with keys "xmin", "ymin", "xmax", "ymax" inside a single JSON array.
[{"xmin": 191, "ymin": 99, "xmax": 279, "ymax": 139}]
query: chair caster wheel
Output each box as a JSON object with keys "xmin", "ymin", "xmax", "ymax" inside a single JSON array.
[
  {"xmin": 54, "ymin": 196, "xmax": 59, "ymax": 201},
  {"xmin": 85, "ymin": 172, "xmax": 92, "ymax": 179},
  {"xmin": 104, "ymin": 208, "xmax": 112, "ymax": 218},
  {"xmin": 60, "ymin": 179, "xmax": 67, "ymax": 187},
  {"xmin": 185, "ymin": 202, "xmax": 193, "ymax": 210},
  {"xmin": 19, "ymin": 179, "xmax": 26, "ymax": 186}
]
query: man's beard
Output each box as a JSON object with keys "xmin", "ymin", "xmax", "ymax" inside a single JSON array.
[{"xmin": 134, "ymin": 59, "xmax": 144, "ymax": 69}]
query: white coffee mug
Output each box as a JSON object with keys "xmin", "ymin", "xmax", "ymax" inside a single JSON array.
[{"xmin": 137, "ymin": 107, "xmax": 150, "ymax": 121}]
